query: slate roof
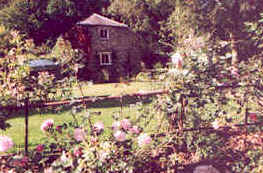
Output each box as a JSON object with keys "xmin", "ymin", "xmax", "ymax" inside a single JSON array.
[{"xmin": 78, "ymin": 13, "xmax": 128, "ymax": 27}]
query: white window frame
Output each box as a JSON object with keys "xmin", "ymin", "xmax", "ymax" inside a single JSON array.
[
  {"xmin": 99, "ymin": 28, "xmax": 109, "ymax": 39},
  {"xmin": 99, "ymin": 52, "xmax": 112, "ymax": 65}
]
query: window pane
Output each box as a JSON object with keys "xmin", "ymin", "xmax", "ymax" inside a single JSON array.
[
  {"xmin": 100, "ymin": 53, "xmax": 111, "ymax": 65},
  {"xmin": 100, "ymin": 29, "xmax": 109, "ymax": 38}
]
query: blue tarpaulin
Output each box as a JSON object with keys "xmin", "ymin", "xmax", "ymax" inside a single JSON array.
[{"xmin": 26, "ymin": 59, "xmax": 59, "ymax": 72}]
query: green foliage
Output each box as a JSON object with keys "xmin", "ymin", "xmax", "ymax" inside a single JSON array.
[
  {"xmin": 107, "ymin": 0, "xmax": 175, "ymax": 53},
  {"xmin": 152, "ymin": 33, "xmax": 263, "ymax": 171},
  {"xmin": 0, "ymin": 0, "xmax": 108, "ymax": 44},
  {"xmin": 0, "ymin": 29, "xmax": 83, "ymax": 130},
  {"xmin": 246, "ymin": 12, "xmax": 263, "ymax": 49},
  {"xmin": 160, "ymin": 0, "xmax": 197, "ymax": 52}
]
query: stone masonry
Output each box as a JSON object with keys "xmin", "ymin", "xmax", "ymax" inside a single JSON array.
[{"xmin": 75, "ymin": 13, "xmax": 146, "ymax": 82}]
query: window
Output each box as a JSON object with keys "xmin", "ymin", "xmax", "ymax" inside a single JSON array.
[
  {"xmin": 99, "ymin": 52, "xmax": 112, "ymax": 65},
  {"xmin": 99, "ymin": 29, "xmax": 109, "ymax": 39}
]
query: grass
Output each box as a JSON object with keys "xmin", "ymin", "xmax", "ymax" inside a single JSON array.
[
  {"xmin": 1, "ymin": 106, "xmax": 121, "ymax": 152},
  {"xmin": 0, "ymin": 81, "xmax": 158, "ymax": 153},
  {"xmin": 72, "ymin": 81, "xmax": 164, "ymax": 97}
]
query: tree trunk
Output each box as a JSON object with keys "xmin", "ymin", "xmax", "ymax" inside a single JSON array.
[
  {"xmin": 230, "ymin": 32, "xmax": 239, "ymax": 65},
  {"xmin": 230, "ymin": 0, "xmax": 241, "ymax": 66}
]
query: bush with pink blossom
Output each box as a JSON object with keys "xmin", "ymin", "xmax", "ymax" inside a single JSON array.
[
  {"xmin": 2, "ymin": 35, "xmax": 263, "ymax": 172},
  {"xmin": 137, "ymin": 133, "xmax": 152, "ymax": 147},
  {"xmin": 44, "ymin": 108, "xmax": 186, "ymax": 173},
  {"xmin": 40, "ymin": 119, "xmax": 54, "ymax": 132},
  {"xmin": 73, "ymin": 128, "xmax": 85, "ymax": 142},
  {"xmin": 0, "ymin": 136, "xmax": 13, "ymax": 152},
  {"xmin": 93, "ymin": 121, "xmax": 104, "ymax": 134},
  {"xmin": 113, "ymin": 130, "xmax": 126, "ymax": 142}
]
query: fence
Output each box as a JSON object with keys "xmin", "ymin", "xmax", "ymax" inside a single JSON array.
[
  {"xmin": 0, "ymin": 89, "xmax": 168, "ymax": 154},
  {"xmin": 1, "ymin": 84, "xmax": 262, "ymax": 155}
]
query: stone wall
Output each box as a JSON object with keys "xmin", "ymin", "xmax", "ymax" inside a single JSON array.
[{"xmin": 81, "ymin": 25, "xmax": 145, "ymax": 82}]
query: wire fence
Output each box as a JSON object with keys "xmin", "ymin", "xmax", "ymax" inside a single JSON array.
[{"xmin": 0, "ymin": 81, "xmax": 262, "ymax": 154}]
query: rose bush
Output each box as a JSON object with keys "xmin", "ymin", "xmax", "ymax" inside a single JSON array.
[
  {"xmin": 0, "ymin": 136, "xmax": 13, "ymax": 152},
  {"xmin": 1, "ymin": 27, "xmax": 263, "ymax": 172}
]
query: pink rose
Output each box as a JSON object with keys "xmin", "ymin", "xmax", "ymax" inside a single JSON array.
[
  {"xmin": 99, "ymin": 151, "xmax": 109, "ymax": 162},
  {"xmin": 230, "ymin": 66, "xmax": 239, "ymax": 77},
  {"xmin": 120, "ymin": 119, "xmax": 131, "ymax": 130},
  {"xmin": 114, "ymin": 130, "xmax": 126, "ymax": 142},
  {"xmin": 138, "ymin": 133, "xmax": 152, "ymax": 147},
  {"xmin": 74, "ymin": 128, "xmax": 85, "ymax": 141},
  {"xmin": 36, "ymin": 144, "xmax": 44, "ymax": 152},
  {"xmin": 129, "ymin": 126, "xmax": 140, "ymax": 134},
  {"xmin": 0, "ymin": 136, "xmax": 13, "ymax": 152},
  {"xmin": 94, "ymin": 122, "xmax": 104, "ymax": 133},
  {"xmin": 249, "ymin": 113, "xmax": 258, "ymax": 122},
  {"xmin": 21, "ymin": 156, "xmax": 29, "ymax": 167},
  {"xmin": 112, "ymin": 121, "xmax": 121, "ymax": 131},
  {"xmin": 40, "ymin": 119, "xmax": 54, "ymax": 132},
  {"xmin": 90, "ymin": 136, "xmax": 97, "ymax": 144},
  {"xmin": 73, "ymin": 147, "xmax": 83, "ymax": 157},
  {"xmin": 44, "ymin": 167, "xmax": 53, "ymax": 173}
]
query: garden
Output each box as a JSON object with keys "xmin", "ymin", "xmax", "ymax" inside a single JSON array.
[
  {"xmin": 1, "ymin": 30, "xmax": 263, "ymax": 172},
  {"xmin": 1, "ymin": 0, "xmax": 263, "ymax": 173}
]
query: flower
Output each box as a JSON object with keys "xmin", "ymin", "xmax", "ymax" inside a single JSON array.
[
  {"xmin": 73, "ymin": 147, "xmax": 83, "ymax": 157},
  {"xmin": 229, "ymin": 66, "xmax": 239, "ymax": 77},
  {"xmin": 0, "ymin": 136, "xmax": 14, "ymax": 152},
  {"xmin": 10, "ymin": 156, "xmax": 28, "ymax": 168},
  {"xmin": 94, "ymin": 122, "xmax": 104, "ymax": 133},
  {"xmin": 114, "ymin": 130, "xmax": 126, "ymax": 142},
  {"xmin": 249, "ymin": 113, "xmax": 258, "ymax": 122},
  {"xmin": 55, "ymin": 125, "xmax": 62, "ymax": 133},
  {"xmin": 10, "ymin": 30, "xmax": 19, "ymax": 38},
  {"xmin": 98, "ymin": 151, "xmax": 109, "ymax": 162},
  {"xmin": 212, "ymin": 120, "xmax": 220, "ymax": 129},
  {"xmin": 100, "ymin": 142, "xmax": 111, "ymax": 151},
  {"xmin": 90, "ymin": 136, "xmax": 97, "ymax": 144},
  {"xmin": 193, "ymin": 165, "xmax": 220, "ymax": 173},
  {"xmin": 120, "ymin": 119, "xmax": 131, "ymax": 130},
  {"xmin": 138, "ymin": 133, "xmax": 152, "ymax": 147},
  {"xmin": 20, "ymin": 156, "xmax": 29, "ymax": 167},
  {"xmin": 112, "ymin": 121, "xmax": 121, "ymax": 131},
  {"xmin": 129, "ymin": 126, "xmax": 140, "ymax": 134},
  {"xmin": 35, "ymin": 144, "xmax": 44, "ymax": 152},
  {"xmin": 74, "ymin": 128, "xmax": 85, "ymax": 142},
  {"xmin": 171, "ymin": 52, "xmax": 183, "ymax": 69},
  {"xmin": 44, "ymin": 167, "xmax": 53, "ymax": 173},
  {"xmin": 40, "ymin": 119, "xmax": 54, "ymax": 132},
  {"xmin": 60, "ymin": 151, "xmax": 68, "ymax": 163}
]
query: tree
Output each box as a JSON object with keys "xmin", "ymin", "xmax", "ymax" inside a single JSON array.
[
  {"xmin": 0, "ymin": 0, "xmax": 109, "ymax": 44},
  {"xmin": 107, "ymin": 0, "xmax": 175, "ymax": 53},
  {"xmin": 190, "ymin": 0, "xmax": 263, "ymax": 65},
  {"xmin": 160, "ymin": 0, "xmax": 263, "ymax": 65},
  {"xmin": 160, "ymin": 0, "xmax": 198, "ymax": 52}
]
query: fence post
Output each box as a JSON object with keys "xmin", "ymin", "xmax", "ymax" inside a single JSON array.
[
  {"xmin": 120, "ymin": 96, "xmax": 123, "ymax": 116},
  {"xmin": 178, "ymin": 96, "xmax": 185, "ymax": 131},
  {"xmin": 25, "ymin": 97, "xmax": 29, "ymax": 155},
  {"xmin": 245, "ymin": 107, "xmax": 248, "ymax": 135}
]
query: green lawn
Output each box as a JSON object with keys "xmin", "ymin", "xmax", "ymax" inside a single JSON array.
[
  {"xmin": 1, "ymin": 107, "xmax": 119, "ymax": 152},
  {"xmin": 1, "ymin": 81, "xmax": 160, "ymax": 153},
  {"xmin": 72, "ymin": 81, "xmax": 164, "ymax": 97}
]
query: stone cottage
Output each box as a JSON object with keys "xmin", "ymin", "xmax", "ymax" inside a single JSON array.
[{"xmin": 63, "ymin": 13, "xmax": 146, "ymax": 82}]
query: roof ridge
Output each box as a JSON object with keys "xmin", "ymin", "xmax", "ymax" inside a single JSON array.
[
  {"xmin": 78, "ymin": 13, "xmax": 128, "ymax": 27},
  {"xmin": 92, "ymin": 13, "xmax": 126, "ymax": 26}
]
